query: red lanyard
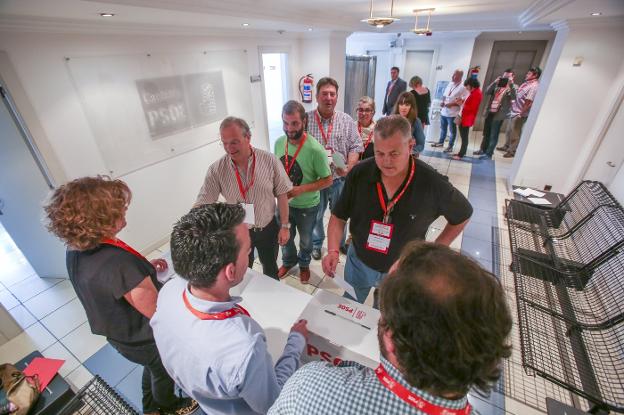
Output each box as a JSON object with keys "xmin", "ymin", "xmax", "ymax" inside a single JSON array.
[
  {"xmin": 101, "ymin": 238, "xmax": 146, "ymax": 262},
  {"xmin": 314, "ymin": 111, "xmax": 334, "ymax": 146},
  {"xmin": 358, "ymin": 123, "xmax": 374, "ymax": 151},
  {"xmin": 231, "ymin": 148, "xmax": 256, "ymax": 202},
  {"xmin": 447, "ymin": 83, "xmax": 460, "ymax": 97},
  {"xmin": 284, "ymin": 133, "xmax": 307, "ymax": 175},
  {"xmin": 182, "ymin": 291, "xmax": 250, "ymax": 320},
  {"xmin": 376, "ymin": 157, "xmax": 416, "ymax": 222},
  {"xmin": 375, "ymin": 365, "xmax": 472, "ymax": 415}
]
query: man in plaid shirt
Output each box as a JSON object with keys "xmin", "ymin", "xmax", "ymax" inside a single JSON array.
[{"xmin": 269, "ymin": 242, "xmax": 512, "ymax": 415}]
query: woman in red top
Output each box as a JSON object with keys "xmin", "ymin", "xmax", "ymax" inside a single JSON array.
[{"xmin": 453, "ymin": 78, "xmax": 483, "ymax": 160}]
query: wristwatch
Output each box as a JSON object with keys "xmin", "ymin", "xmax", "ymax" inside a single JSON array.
[{"xmin": 281, "ymin": 223, "xmax": 291, "ymax": 229}]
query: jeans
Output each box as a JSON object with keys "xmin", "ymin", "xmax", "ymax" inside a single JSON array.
[
  {"xmin": 109, "ymin": 340, "xmax": 180, "ymax": 413},
  {"xmin": 484, "ymin": 119, "xmax": 505, "ymax": 157},
  {"xmin": 281, "ymin": 205, "xmax": 318, "ymax": 268},
  {"xmin": 457, "ymin": 125, "xmax": 470, "ymax": 157},
  {"xmin": 249, "ymin": 217, "xmax": 279, "ymax": 280},
  {"xmin": 438, "ymin": 115, "xmax": 457, "ymax": 147},
  {"xmin": 343, "ymin": 246, "xmax": 386, "ymax": 309},
  {"xmin": 312, "ymin": 178, "xmax": 346, "ymax": 250}
]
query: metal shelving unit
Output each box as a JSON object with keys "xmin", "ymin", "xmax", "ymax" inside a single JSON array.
[{"xmin": 57, "ymin": 375, "xmax": 138, "ymax": 415}]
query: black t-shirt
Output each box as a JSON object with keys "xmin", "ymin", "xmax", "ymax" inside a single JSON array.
[
  {"xmin": 333, "ymin": 157, "xmax": 473, "ymax": 272},
  {"xmin": 66, "ymin": 244, "xmax": 160, "ymax": 345}
]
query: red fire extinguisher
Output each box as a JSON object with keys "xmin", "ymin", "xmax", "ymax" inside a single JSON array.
[{"xmin": 299, "ymin": 74, "xmax": 314, "ymax": 103}]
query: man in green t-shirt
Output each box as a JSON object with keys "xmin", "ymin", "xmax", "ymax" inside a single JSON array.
[{"xmin": 274, "ymin": 100, "xmax": 332, "ymax": 284}]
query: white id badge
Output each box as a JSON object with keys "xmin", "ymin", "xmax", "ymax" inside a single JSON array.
[
  {"xmin": 325, "ymin": 146, "xmax": 334, "ymax": 163},
  {"xmin": 365, "ymin": 220, "xmax": 394, "ymax": 254},
  {"xmin": 242, "ymin": 203, "xmax": 255, "ymax": 225}
]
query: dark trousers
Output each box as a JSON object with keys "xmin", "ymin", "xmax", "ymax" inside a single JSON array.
[
  {"xmin": 110, "ymin": 340, "xmax": 179, "ymax": 413},
  {"xmin": 249, "ymin": 217, "xmax": 279, "ymax": 280},
  {"xmin": 485, "ymin": 119, "xmax": 505, "ymax": 156},
  {"xmin": 457, "ymin": 125, "xmax": 471, "ymax": 157},
  {"xmin": 479, "ymin": 111, "xmax": 495, "ymax": 152}
]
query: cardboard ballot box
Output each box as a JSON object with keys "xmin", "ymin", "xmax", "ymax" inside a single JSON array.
[{"xmin": 299, "ymin": 290, "xmax": 380, "ymax": 369}]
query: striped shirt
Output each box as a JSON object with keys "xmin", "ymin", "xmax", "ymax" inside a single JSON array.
[
  {"xmin": 306, "ymin": 110, "xmax": 363, "ymax": 179},
  {"xmin": 511, "ymin": 79, "xmax": 539, "ymax": 117},
  {"xmin": 268, "ymin": 357, "xmax": 477, "ymax": 415},
  {"xmin": 195, "ymin": 148, "xmax": 292, "ymax": 228}
]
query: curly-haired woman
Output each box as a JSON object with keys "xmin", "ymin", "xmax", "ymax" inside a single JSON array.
[{"xmin": 44, "ymin": 176, "xmax": 197, "ymax": 415}]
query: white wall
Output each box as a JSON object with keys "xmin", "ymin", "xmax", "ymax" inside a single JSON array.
[
  {"xmin": 610, "ymin": 165, "xmax": 624, "ymax": 204},
  {"xmin": 510, "ymin": 18, "xmax": 624, "ymax": 193},
  {"xmin": 0, "ymin": 30, "xmax": 307, "ymax": 251}
]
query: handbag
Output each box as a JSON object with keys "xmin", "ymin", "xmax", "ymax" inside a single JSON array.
[
  {"xmin": 454, "ymin": 115, "xmax": 462, "ymax": 125},
  {"xmin": 0, "ymin": 364, "xmax": 40, "ymax": 415}
]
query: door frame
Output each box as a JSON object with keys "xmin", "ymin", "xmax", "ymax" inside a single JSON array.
[{"xmin": 258, "ymin": 46, "xmax": 292, "ymax": 151}]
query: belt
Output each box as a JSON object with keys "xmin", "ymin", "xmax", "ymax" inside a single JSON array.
[{"xmin": 249, "ymin": 219, "xmax": 275, "ymax": 232}]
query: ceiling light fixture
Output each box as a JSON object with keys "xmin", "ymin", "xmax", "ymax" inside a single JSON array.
[
  {"xmin": 590, "ymin": 12, "xmax": 602, "ymax": 16},
  {"xmin": 361, "ymin": 0, "xmax": 399, "ymax": 28},
  {"xmin": 242, "ymin": 23, "xmax": 250, "ymax": 27},
  {"xmin": 99, "ymin": 12, "xmax": 115, "ymax": 17},
  {"xmin": 411, "ymin": 8, "xmax": 434, "ymax": 36},
  {"xmin": 308, "ymin": 27, "xmax": 313, "ymax": 31}
]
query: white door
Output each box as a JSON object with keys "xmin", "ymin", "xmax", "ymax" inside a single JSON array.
[
  {"xmin": 403, "ymin": 50, "xmax": 434, "ymax": 90},
  {"xmin": 261, "ymin": 53, "xmax": 289, "ymax": 151},
  {"xmin": 584, "ymin": 98, "xmax": 624, "ymax": 188},
  {"xmin": 367, "ymin": 50, "xmax": 391, "ymax": 120},
  {"xmin": 0, "ymin": 83, "xmax": 67, "ymax": 278}
]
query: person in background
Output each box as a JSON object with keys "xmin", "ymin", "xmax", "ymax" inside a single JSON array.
[
  {"xmin": 382, "ymin": 66, "xmax": 407, "ymax": 116},
  {"xmin": 393, "ymin": 91, "xmax": 426, "ymax": 156},
  {"xmin": 453, "ymin": 78, "xmax": 483, "ymax": 160},
  {"xmin": 432, "ymin": 69, "xmax": 467, "ymax": 152},
  {"xmin": 44, "ymin": 176, "xmax": 197, "ymax": 415},
  {"xmin": 475, "ymin": 70, "xmax": 517, "ymax": 159},
  {"xmin": 306, "ymin": 77, "xmax": 362, "ymax": 259},
  {"xmin": 409, "ymin": 76, "xmax": 431, "ymax": 128},
  {"xmin": 151, "ymin": 203, "xmax": 308, "ymax": 415},
  {"xmin": 270, "ymin": 241, "xmax": 512, "ymax": 414},
  {"xmin": 356, "ymin": 96, "xmax": 376, "ymax": 160}
]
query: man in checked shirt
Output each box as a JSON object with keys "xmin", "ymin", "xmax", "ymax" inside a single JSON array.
[{"xmin": 306, "ymin": 77, "xmax": 363, "ymax": 260}]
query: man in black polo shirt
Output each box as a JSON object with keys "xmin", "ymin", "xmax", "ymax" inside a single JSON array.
[{"xmin": 322, "ymin": 115, "xmax": 472, "ymax": 306}]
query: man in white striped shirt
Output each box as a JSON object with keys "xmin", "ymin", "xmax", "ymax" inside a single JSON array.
[{"xmin": 195, "ymin": 117, "xmax": 292, "ymax": 279}]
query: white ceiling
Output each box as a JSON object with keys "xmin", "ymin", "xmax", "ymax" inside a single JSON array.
[{"xmin": 0, "ymin": 0, "xmax": 622, "ymax": 36}]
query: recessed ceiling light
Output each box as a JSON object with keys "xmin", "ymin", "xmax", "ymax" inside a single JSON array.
[
  {"xmin": 308, "ymin": 28, "xmax": 313, "ymax": 31},
  {"xmin": 590, "ymin": 12, "xmax": 602, "ymax": 16},
  {"xmin": 242, "ymin": 23, "xmax": 250, "ymax": 27},
  {"xmin": 99, "ymin": 12, "xmax": 115, "ymax": 17}
]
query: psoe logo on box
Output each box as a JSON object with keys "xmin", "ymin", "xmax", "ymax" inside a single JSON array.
[
  {"xmin": 307, "ymin": 344, "xmax": 343, "ymax": 366},
  {"xmin": 337, "ymin": 304, "xmax": 354, "ymax": 314},
  {"xmin": 354, "ymin": 309, "xmax": 367, "ymax": 320}
]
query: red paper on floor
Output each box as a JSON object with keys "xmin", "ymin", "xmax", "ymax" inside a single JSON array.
[{"xmin": 23, "ymin": 357, "xmax": 65, "ymax": 392}]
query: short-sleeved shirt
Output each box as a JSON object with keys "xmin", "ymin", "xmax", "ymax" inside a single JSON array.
[
  {"xmin": 195, "ymin": 149, "xmax": 292, "ymax": 228},
  {"xmin": 306, "ymin": 110, "xmax": 363, "ymax": 179},
  {"xmin": 510, "ymin": 79, "xmax": 539, "ymax": 117},
  {"xmin": 274, "ymin": 134, "xmax": 331, "ymax": 209},
  {"xmin": 333, "ymin": 157, "xmax": 473, "ymax": 272},
  {"xmin": 440, "ymin": 82, "xmax": 467, "ymax": 117},
  {"xmin": 66, "ymin": 244, "xmax": 158, "ymax": 345}
]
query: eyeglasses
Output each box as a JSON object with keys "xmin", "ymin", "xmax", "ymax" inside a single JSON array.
[{"xmin": 357, "ymin": 108, "xmax": 373, "ymax": 113}]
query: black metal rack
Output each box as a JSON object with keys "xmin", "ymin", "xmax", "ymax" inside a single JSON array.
[
  {"xmin": 507, "ymin": 180, "xmax": 624, "ymax": 413},
  {"xmin": 57, "ymin": 375, "xmax": 138, "ymax": 415}
]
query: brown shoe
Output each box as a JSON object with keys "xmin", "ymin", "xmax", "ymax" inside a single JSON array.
[
  {"xmin": 278, "ymin": 265, "xmax": 294, "ymax": 279},
  {"xmin": 299, "ymin": 267, "xmax": 310, "ymax": 284},
  {"xmin": 503, "ymin": 152, "xmax": 515, "ymax": 158}
]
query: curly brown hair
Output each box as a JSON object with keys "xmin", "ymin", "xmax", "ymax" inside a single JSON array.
[
  {"xmin": 44, "ymin": 176, "xmax": 131, "ymax": 250},
  {"xmin": 379, "ymin": 241, "xmax": 512, "ymax": 396}
]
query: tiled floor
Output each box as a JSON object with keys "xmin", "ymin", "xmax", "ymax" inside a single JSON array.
[{"xmin": 0, "ymin": 131, "xmax": 570, "ymax": 414}]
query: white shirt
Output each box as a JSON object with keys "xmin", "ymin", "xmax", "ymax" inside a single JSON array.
[{"xmin": 440, "ymin": 82, "xmax": 467, "ymax": 117}]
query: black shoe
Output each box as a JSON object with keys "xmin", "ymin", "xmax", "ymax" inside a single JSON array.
[
  {"xmin": 311, "ymin": 247, "xmax": 322, "ymax": 260},
  {"xmin": 162, "ymin": 398, "xmax": 199, "ymax": 415},
  {"xmin": 473, "ymin": 150, "xmax": 483, "ymax": 155},
  {"xmin": 496, "ymin": 146, "xmax": 508, "ymax": 152}
]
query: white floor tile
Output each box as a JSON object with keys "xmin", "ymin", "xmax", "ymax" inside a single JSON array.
[
  {"xmin": 0, "ymin": 322, "xmax": 56, "ymax": 363},
  {"xmin": 0, "ymin": 258, "xmax": 36, "ymax": 287},
  {"xmin": 282, "ymin": 275, "xmax": 317, "ymax": 295},
  {"xmin": 60, "ymin": 322, "xmax": 107, "ymax": 362},
  {"xmin": 24, "ymin": 279, "xmax": 77, "ymax": 319},
  {"xmin": 65, "ymin": 365, "xmax": 94, "ymax": 391},
  {"xmin": 7, "ymin": 304, "xmax": 37, "ymax": 329},
  {"xmin": 8, "ymin": 275, "xmax": 64, "ymax": 302},
  {"xmin": 505, "ymin": 396, "xmax": 546, "ymax": 415},
  {"xmin": 41, "ymin": 297, "xmax": 88, "ymax": 339},
  {"xmin": 0, "ymin": 289, "xmax": 19, "ymax": 309},
  {"xmin": 42, "ymin": 341, "xmax": 81, "ymax": 377}
]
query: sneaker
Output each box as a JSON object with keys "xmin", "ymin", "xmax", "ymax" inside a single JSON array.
[
  {"xmin": 311, "ymin": 247, "xmax": 322, "ymax": 260},
  {"xmin": 443, "ymin": 147, "xmax": 453, "ymax": 153},
  {"xmin": 473, "ymin": 149, "xmax": 483, "ymax": 155},
  {"xmin": 300, "ymin": 267, "xmax": 310, "ymax": 284},
  {"xmin": 277, "ymin": 265, "xmax": 294, "ymax": 279},
  {"xmin": 162, "ymin": 398, "xmax": 199, "ymax": 415},
  {"xmin": 496, "ymin": 146, "xmax": 508, "ymax": 152},
  {"xmin": 503, "ymin": 152, "xmax": 515, "ymax": 158}
]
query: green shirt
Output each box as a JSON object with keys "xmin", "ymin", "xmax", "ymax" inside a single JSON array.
[{"xmin": 274, "ymin": 134, "xmax": 331, "ymax": 209}]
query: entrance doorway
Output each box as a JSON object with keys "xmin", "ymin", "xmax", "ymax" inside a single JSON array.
[{"xmin": 261, "ymin": 52, "xmax": 289, "ymax": 150}]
